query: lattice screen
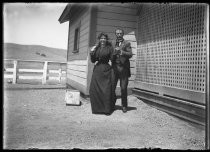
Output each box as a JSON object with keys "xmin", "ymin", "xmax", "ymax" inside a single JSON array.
[{"xmin": 136, "ymin": 4, "xmax": 207, "ymax": 92}]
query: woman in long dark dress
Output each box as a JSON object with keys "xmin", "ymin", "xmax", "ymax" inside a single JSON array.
[{"xmin": 89, "ymin": 33, "xmax": 115, "ymax": 115}]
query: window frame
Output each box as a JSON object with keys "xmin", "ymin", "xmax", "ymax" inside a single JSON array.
[{"xmin": 73, "ymin": 22, "xmax": 81, "ymax": 53}]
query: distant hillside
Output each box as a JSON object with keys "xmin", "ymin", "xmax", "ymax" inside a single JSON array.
[{"xmin": 4, "ymin": 43, "xmax": 67, "ymax": 62}]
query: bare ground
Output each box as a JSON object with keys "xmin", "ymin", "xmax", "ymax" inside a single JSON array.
[{"xmin": 3, "ymin": 84, "xmax": 205, "ymax": 150}]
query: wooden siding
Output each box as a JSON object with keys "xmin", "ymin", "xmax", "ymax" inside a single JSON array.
[
  {"xmin": 67, "ymin": 7, "xmax": 90, "ymax": 61},
  {"xmin": 96, "ymin": 3, "xmax": 138, "ymax": 88},
  {"xmin": 97, "ymin": 4, "xmax": 138, "ymax": 15},
  {"xmin": 66, "ymin": 6, "xmax": 90, "ymax": 94},
  {"xmin": 86, "ymin": 6, "xmax": 98, "ymax": 95},
  {"xmin": 66, "ymin": 60, "xmax": 88, "ymax": 94},
  {"xmin": 66, "ymin": 4, "xmax": 138, "ymax": 95},
  {"xmin": 66, "ymin": 78, "xmax": 87, "ymax": 94}
]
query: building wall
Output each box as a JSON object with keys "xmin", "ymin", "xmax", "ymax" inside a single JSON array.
[
  {"xmin": 95, "ymin": 3, "xmax": 138, "ymax": 88},
  {"xmin": 135, "ymin": 4, "xmax": 207, "ymax": 104},
  {"xmin": 66, "ymin": 6, "xmax": 91, "ymax": 94}
]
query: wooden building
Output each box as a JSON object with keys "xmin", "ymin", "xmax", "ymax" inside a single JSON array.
[
  {"xmin": 59, "ymin": 3, "xmax": 208, "ymax": 125},
  {"xmin": 59, "ymin": 3, "xmax": 138, "ymax": 95}
]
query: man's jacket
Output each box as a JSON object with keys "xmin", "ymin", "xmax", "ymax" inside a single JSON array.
[{"xmin": 111, "ymin": 40, "xmax": 133, "ymax": 77}]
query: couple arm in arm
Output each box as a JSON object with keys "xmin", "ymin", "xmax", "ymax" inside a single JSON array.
[{"xmin": 89, "ymin": 41, "xmax": 133, "ymax": 63}]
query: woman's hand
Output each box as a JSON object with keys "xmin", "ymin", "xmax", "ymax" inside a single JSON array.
[{"xmin": 91, "ymin": 46, "xmax": 97, "ymax": 52}]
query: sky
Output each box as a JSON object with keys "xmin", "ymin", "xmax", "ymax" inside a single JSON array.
[{"xmin": 3, "ymin": 3, "xmax": 69, "ymax": 50}]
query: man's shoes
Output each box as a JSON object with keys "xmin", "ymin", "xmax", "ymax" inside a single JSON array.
[{"xmin": 122, "ymin": 107, "xmax": 127, "ymax": 113}]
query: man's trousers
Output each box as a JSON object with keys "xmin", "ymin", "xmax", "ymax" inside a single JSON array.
[{"xmin": 112, "ymin": 65, "xmax": 129, "ymax": 107}]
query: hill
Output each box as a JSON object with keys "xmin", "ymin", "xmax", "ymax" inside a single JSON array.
[{"xmin": 3, "ymin": 43, "xmax": 67, "ymax": 62}]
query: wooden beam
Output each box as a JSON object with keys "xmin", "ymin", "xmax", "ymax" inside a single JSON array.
[
  {"xmin": 12, "ymin": 60, "xmax": 17, "ymax": 84},
  {"xmin": 58, "ymin": 68, "xmax": 62, "ymax": 83},
  {"xmin": 133, "ymin": 88, "xmax": 205, "ymax": 126},
  {"xmin": 42, "ymin": 61, "xmax": 48, "ymax": 84},
  {"xmin": 4, "ymin": 59, "xmax": 66, "ymax": 84},
  {"xmin": 134, "ymin": 81, "xmax": 205, "ymax": 105},
  {"xmin": 89, "ymin": 5, "xmax": 97, "ymax": 47},
  {"xmin": 205, "ymin": 4, "xmax": 210, "ymax": 150},
  {"xmin": 66, "ymin": 78, "xmax": 88, "ymax": 95},
  {"xmin": 58, "ymin": 4, "xmax": 71, "ymax": 24},
  {"xmin": 86, "ymin": 5, "xmax": 97, "ymax": 95},
  {"xmin": 67, "ymin": 21, "xmax": 71, "ymax": 62}
]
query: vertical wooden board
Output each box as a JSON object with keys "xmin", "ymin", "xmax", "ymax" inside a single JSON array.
[
  {"xmin": 12, "ymin": 60, "xmax": 17, "ymax": 84},
  {"xmin": 87, "ymin": 6, "xmax": 97, "ymax": 94},
  {"xmin": 42, "ymin": 61, "xmax": 48, "ymax": 84}
]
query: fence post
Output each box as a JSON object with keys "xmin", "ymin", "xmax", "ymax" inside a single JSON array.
[
  {"xmin": 42, "ymin": 61, "xmax": 48, "ymax": 84},
  {"xmin": 58, "ymin": 68, "xmax": 62, "ymax": 83},
  {"xmin": 13, "ymin": 60, "xmax": 17, "ymax": 84}
]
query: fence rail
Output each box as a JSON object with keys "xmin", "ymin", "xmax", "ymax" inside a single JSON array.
[{"xmin": 4, "ymin": 59, "xmax": 67, "ymax": 84}]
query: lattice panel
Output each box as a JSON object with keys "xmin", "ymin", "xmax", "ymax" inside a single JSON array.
[{"xmin": 136, "ymin": 4, "xmax": 206, "ymax": 92}]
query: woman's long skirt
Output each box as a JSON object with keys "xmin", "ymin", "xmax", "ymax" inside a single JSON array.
[{"xmin": 89, "ymin": 63, "xmax": 115, "ymax": 115}]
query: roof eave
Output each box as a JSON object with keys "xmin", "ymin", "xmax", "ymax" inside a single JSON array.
[{"xmin": 58, "ymin": 4, "xmax": 71, "ymax": 24}]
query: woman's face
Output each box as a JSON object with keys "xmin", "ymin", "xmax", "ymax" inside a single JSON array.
[{"xmin": 99, "ymin": 35, "xmax": 107, "ymax": 46}]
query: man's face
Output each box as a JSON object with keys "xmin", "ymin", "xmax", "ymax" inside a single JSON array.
[{"xmin": 115, "ymin": 30, "xmax": 124, "ymax": 39}]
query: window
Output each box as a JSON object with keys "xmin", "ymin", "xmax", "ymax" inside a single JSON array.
[{"xmin": 73, "ymin": 27, "xmax": 80, "ymax": 53}]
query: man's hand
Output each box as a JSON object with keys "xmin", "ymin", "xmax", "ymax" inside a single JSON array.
[{"xmin": 115, "ymin": 47, "xmax": 121, "ymax": 54}]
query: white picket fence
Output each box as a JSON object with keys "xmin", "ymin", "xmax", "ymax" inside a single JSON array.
[{"xmin": 4, "ymin": 59, "xmax": 66, "ymax": 84}]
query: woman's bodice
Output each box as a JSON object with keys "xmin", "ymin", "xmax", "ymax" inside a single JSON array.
[{"xmin": 90, "ymin": 45, "xmax": 114, "ymax": 64}]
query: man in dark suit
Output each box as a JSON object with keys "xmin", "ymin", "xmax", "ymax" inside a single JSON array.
[{"xmin": 111, "ymin": 28, "xmax": 133, "ymax": 113}]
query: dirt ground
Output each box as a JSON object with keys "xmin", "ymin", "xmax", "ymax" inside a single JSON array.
[{"xmin": 3, "ymin": 84, "xmax": 205, "ymax": 150}]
